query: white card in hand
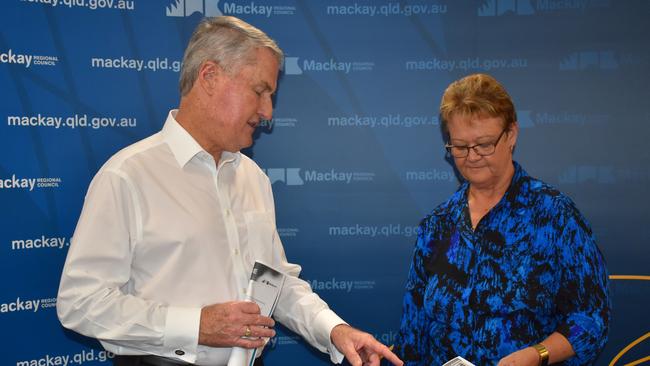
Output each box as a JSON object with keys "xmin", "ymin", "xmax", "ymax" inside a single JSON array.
[{"xmin": 442, "ymin": 356, "xmax": 476, "ymax": 366}]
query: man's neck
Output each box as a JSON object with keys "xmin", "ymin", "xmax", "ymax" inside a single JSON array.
[{"xmin": 175, "ymin": 100, "xmax": 223, "ymax": 163}]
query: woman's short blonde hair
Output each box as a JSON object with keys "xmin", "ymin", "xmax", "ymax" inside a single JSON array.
[{"xmin": 439, "ymin": 73, "xmax": 516, "ymax": 134}]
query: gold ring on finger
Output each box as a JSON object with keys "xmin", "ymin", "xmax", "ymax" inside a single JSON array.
[{"xmin": 244, "ymin": 326, "xmax": 252, "ymax": 337}]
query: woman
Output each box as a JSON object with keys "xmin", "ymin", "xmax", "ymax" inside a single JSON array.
[{"xmin": 395, "ymin": 74, "xmax": 610, "ymax": 366}]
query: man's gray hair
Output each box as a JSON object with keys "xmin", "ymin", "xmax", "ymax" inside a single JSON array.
[{"xmin": 179, "ymin": 16, "xmax": 284, "ymax": 96}]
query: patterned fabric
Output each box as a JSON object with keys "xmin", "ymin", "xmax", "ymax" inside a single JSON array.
[{"xmin": 395, "ymin": 162, "xmax": 610, "ymax": 366}]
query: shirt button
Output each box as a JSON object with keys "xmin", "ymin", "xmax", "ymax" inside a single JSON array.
[
  {"xmin": 225, "ymin": 209, "xmax": 231, "ymax": 217},
  {"xmin": 234, "ymin": 248, "xmax": 240, "ymax": 255},
  {"xmin": 174, "ymin": 349, "xmax": 185, "ymax": 356}
]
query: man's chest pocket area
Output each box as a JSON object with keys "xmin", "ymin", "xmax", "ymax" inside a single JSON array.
[{"xmin": 243, "ymin": 211, "xmax": 275, "ymax": 262}]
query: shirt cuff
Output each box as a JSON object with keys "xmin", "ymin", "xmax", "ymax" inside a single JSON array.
[
  {"xmin": 556, "ymin": 314, "xmax": 606, "ymax": 366},
  {"xmin": 163, "ymin": 306, "xmax": 201, "ymax": 364},
  {"xmin": 312, "ymin": 309, "xmax": 347, "ymax": 364}
]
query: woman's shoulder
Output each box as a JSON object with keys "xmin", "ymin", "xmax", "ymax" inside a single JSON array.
[
  {"xmin": 419, "ymin": 186, "xmax": 467, "ymax": 230},
  {"xmin": 518, "ymin": 174, "xmax": 586, "ymax": 223}
]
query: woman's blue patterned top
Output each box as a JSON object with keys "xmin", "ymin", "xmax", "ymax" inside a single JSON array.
[{"xmin": 395, "ymin": 162, "xmax": 610, "ymax": 365}]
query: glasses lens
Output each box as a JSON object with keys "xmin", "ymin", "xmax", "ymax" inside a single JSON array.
[
  {"xmin": 474, "ymin": 144, "xmax": 496, "ymax": 156},
  {"xmin": 450, "ymin": 146, "xmax": 468, "ymax": 157}
]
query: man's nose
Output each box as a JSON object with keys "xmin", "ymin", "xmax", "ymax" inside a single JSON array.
[{"xmin": 259, "ymin": 96, "xmax": 273, "ymax": 120}]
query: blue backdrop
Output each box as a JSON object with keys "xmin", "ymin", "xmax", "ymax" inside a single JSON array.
[{"xmin": 1, "ymin": 1, "xmax": 648, "ymax": 365}]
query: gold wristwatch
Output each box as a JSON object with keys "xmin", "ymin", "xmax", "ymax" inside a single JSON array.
[{"xmin": 532, "ymin": 343, "xmax": 549, "ymax": 366}]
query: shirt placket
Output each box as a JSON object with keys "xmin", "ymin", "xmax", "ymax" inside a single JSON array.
[
  {"xmin": 468, "ymin": 228, "xmax": 483, "ymax": 358},
  {"xmin": 460, "ymin": 203, "xmax": 480, "ymax": 356},
  {"xmin": 209, "ymin": 156, "xmax": 249, "ymax": 299}
]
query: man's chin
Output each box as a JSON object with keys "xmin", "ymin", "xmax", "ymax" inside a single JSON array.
[{"xmin": 232, "ymin": 139, "xmax": 254, "ymax": 152}]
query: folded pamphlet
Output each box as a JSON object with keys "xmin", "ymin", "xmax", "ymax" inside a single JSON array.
[
  {"xmin": 442, "ymin": 356, "xmax": 476, "ymax": 366},
  {"xmin": 227, "ymin": 261, "xmax": 285, "ymax": 366}
]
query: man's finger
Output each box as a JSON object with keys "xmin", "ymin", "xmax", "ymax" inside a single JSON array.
[
  {"xmin": 237, "ymin": 301, "xmax": 261, "ymax": 314},
  {"xmin": 368, "ymin": 352, "xmax": 380, "ymax": 366},
  {"xmin": 360, "ymin": 348, "xmax": 381, "ymax": 366},
  {"xmin": 234, "ymin": 337, "xmax": 266, "ymax": 349},
  {"xmin": 240, "ymin": 314, "xmax": 274, "ymax": 329},
  {"xmin": 370, "ymin": 342, "xmax": 403, "ymax": 366},
  {"xmin": 245, "ymin": 325, "xmax": 275, "ymax": 338},
  {"xmin": 248, "ymin": 314, "xmax": 275, "ymax": 327},
  {"xmin": 340, "ymin": 343, "xmax": 363, "ymax": 366}
]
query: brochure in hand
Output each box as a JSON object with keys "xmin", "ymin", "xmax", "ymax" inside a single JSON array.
[
  {"xmin": 442, "ymin": 356, "xmax": 476, "ymax": 366},
  {"xmin": 227, "ymin": 261, "xmax": 286, "ymax": 366}
]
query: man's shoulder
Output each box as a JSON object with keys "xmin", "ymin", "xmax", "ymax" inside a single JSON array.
[
  {"xmin": 99, "ymin": 132, "xmax": 165, "ymax": 174},
  {"xmin": 237, "ymin": 154, "xmax": 268, "ymax": 180}
]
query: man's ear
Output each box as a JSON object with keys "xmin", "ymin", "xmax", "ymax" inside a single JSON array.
[{"xmin": 196, "ymin": 60, "xmax": 222, "ymax": 95}]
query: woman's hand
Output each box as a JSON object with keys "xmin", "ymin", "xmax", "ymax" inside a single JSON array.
[{"xmin": 497, "ymin": 347, "xmax": 540, "ymax": 366}]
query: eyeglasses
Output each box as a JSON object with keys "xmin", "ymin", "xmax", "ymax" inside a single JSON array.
[{"xmin": 445, "ymin": 129, "xmax": 508, "ymax": 158}]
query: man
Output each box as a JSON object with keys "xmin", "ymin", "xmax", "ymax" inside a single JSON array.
[{"xmin": 57, "ymin": 16, "xmax": 402, "ymax": 366}]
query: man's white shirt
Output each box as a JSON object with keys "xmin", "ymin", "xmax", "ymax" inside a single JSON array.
[{"xmin": 57, "ymin": 110, "xmax": 345, "ymax": 365}]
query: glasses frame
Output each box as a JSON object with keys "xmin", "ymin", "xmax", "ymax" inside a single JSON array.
[{"xmin": 445, "ymin": 128, "xmax": 509, "ymax": 158}]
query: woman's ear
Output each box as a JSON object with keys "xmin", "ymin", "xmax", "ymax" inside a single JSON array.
[{"xmin": 509, "ymin": 121, "xmax": 519, "ymax": 149}]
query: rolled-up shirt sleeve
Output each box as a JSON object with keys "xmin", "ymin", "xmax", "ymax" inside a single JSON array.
[
  {"xmin": 56, "ymin": 169, "xmax": 200, "ymax": 364},
  {"xmin": 555, "ymin": 205, "xmax": 610, "ymax": 366}
]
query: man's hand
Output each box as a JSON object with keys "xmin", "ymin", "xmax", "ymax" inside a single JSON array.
[
  {"xmin": 330, "ymin": 324, "xmax": 403, "ymax": 366},
  {"xmin": 199, "ymin": 301, "xmax": 275, "ymax": 348},
  {"xmin": 497, "ymin": 347, "xmax": 539, "ymax": 366}
]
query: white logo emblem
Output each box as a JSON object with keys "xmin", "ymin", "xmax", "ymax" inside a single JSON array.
[
  {"xmin": 166, "ymin": 0, "xmax": 222, "ymax": 17},
  {"xmin": 284, "ymin": 57, "xmax": 303, "ymax": 75},
  {"xmin": 478, "ymin": 0, "xmax": 534, "ymax": 16},
  {"xmin": 266, "ymin": 168, "xmax": 304, "ymax": 185}
]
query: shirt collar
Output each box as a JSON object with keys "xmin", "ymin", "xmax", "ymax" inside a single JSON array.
[
  {"xmin": 510, "ymin": 161, "xmax": 527, "ymax": 188},
  {"xmin": 503, "ymin": 160, "xmax": 533, "ymax": 209},
  {"xmin": 161, "ymin": 109, "xmax": 241, "ymax": 168}
]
